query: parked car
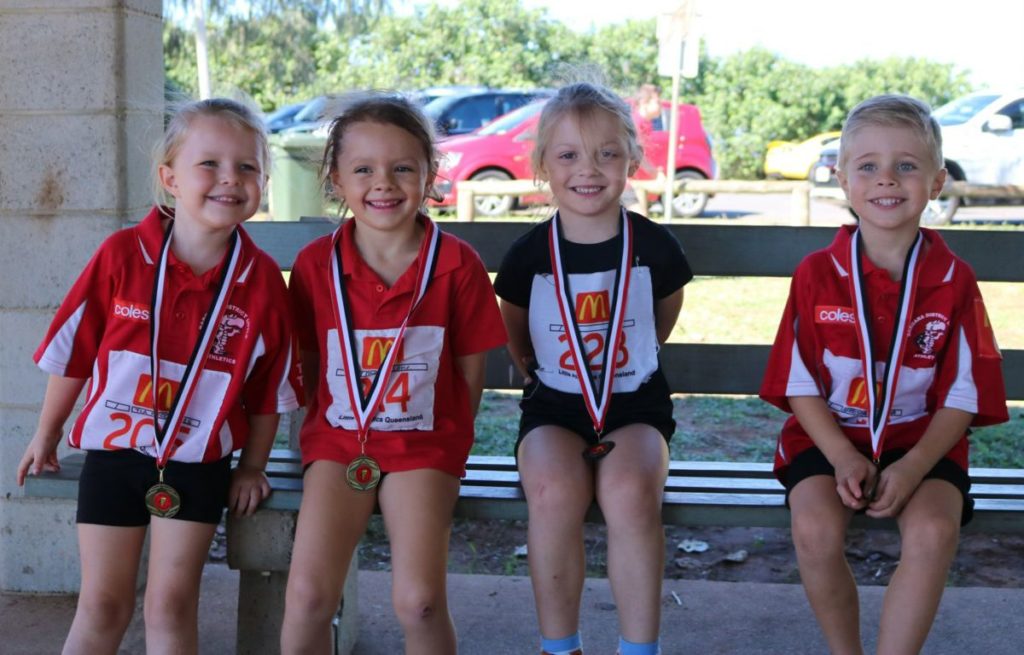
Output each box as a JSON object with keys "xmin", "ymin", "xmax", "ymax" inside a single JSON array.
[
  {"xmin": 433, "ymin": 98, "xmax": 717, "ymax": 217},
  {"xmin": 812, "ymin": 89, "xmax": 1024, "ymax": 223},
  {"xmin": 278, "ymin": 95, "xmax": 339, "ymax": 134},
  {"xmin": 264, "ymin": 100, "xmax": 309, "ymax": 134},
  {"xmin": 411, "ymin": 85, "xmax": 489, "ymax": 106},
  {"xmin": 423, "ymin": 88, "xmax": 555, "ymax": 137},
  {"xmin": 764, "ymin": 131, "xmax": 841, "ymax": 179}
]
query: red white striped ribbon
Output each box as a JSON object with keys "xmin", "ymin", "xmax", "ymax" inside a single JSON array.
[
  {"xmin": 848, "ymin": 229, "xmax": 924, "ymax": 460},
  {"xmin": 150, "ymin": 223, "xmax": 242, "ymax": 467},
  {"xmin": 548, "ymin": 208, "xmax": 633, "ymax": 435},
  {"xmin": 329, "ymin": 218, "xmax": 441, "ymax": 442}
]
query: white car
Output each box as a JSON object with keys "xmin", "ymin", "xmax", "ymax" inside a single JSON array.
[{"xmin": 930, "ymin": 89, "xmax": 1024, "ymax": 223}]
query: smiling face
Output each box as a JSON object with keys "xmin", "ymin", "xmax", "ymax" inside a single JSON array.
[
  {"xmin": 329, "ymin": 120, "xmax": 432, "ymax": 236},
  {"xmin": 837, "ymin": 124, "xmax": 947, "ymax": 236},
  {"xmin": 537, "ymin": 109, "xmax": 639, "ymax": 225},
  {"xmin": 158, "ymin": 114, "xmax": 264, "ymax": 235}
]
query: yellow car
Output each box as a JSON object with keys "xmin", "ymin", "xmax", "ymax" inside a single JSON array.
[{"xmin": 764, "ymin": 131, "xmax": 841, "ymax": 180}]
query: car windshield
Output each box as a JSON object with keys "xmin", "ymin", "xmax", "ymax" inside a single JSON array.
[
  {"xmin": 477, "ymin": 101, "xmax": 546, "ymax": 135},
  {"xmin": 294, "ymin": 96, "xmax": 328, "ymax": 122},
  {"xmin": 934, "ymin": 94, "xmax": 999, "ymax": 126}
]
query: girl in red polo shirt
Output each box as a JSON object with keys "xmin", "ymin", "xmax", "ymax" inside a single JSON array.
[
  {"xmin": 17, "ymin": 98, "xmax": 302, "ymax": 654},
  {"xmin": 281, "ymin": 94, "xmax": 506, "ymax": 653}
]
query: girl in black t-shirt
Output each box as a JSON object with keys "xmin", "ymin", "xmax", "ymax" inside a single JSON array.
[{"xmin": 494, "ymin": 82, "xmax": 691, "ymax": 655}]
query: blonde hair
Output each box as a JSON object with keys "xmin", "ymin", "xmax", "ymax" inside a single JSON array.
[
  {"xmin": 531, "ymin": 81, "xmax": 643, "ymax": 178},
  {"xmin": 319, "ymin": 92, "xmax": 440, "ymax": 210},
  {"xmin": 838, "ymin": 94, "xmax": 943, "ymax": 171},
  {"xmin": 152, "ymin": 97, "xmax": 270, "ymax": 210}
]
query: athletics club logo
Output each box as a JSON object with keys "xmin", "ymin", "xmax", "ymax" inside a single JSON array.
[
  {"xmin": 361, "ymin": 336, "xmax": 403, "ymax": 371},
  {"xmin": 575, "ymin": 291, "xmax": 610, "ymax": 324},
  {"xmin": 212, "ymin": 310, "xmax": 248, "ymax": 359}
]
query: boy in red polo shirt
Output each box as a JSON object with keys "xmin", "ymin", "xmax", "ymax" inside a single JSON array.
[{"xmin": 761, "ymin": 95, "xmax": 1008, "ymax": 654}]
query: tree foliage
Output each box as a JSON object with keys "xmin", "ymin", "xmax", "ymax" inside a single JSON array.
[{"xmin": 163, "ymin": 0, "xmax": 973, "ymax": 179}]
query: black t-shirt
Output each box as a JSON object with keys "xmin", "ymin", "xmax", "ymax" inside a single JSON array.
[{"xmin": 494, "ymin": 211, "xmax": 692, "ymax": 423}]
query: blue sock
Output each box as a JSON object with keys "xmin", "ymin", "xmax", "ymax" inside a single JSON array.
[
  {"xmin": 541, "ymin": 632, "xmax": 582, "ymax": 654},
  {"xmin": 618, "ymin": 636, "xmax": 659, "ymax": 655}
]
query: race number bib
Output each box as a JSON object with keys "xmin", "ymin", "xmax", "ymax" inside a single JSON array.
[
  {"xmin": 528, "ymin": 268, "xmax": 659, "ymax": 394},
  {"xmin": 324, "ymin": 326, "xmax": 443, "ymax": 431},
  {"xmin": 79, "ymin": 350, "xmax": 231, "ymax": 462},
  {"xmin": 822, "ymin": 348, "xmax": 934, "ymax": 428}
]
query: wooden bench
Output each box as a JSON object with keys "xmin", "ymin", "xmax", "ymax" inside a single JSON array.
[{"xmin": 24, "ymin": 220, "xmax": 1024, "ymax": 654}]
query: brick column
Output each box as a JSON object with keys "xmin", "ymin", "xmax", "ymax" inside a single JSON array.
[{"xmin": 0, "ymin": 0, "xmax": 163, "ymax": 592}]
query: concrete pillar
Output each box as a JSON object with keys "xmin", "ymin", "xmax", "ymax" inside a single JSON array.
[{"xmin": 0, "ymin": 0, "xmax": 164, "ymax": 592}]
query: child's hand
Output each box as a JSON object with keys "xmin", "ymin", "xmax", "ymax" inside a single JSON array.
[
  {"xmin": 229, "ymin": 465, "xmax": 271, "ymax": 517},
  {"xmin": 866, "ymin": 459, "xmax": 925, "ymax": 519},
  {"xmin": 16, "ymin": 429, "xmax": 62, "ymax": 487},
  {"xmin": 831, "ymin": 450, "xmax": 877, "ymax": 510}
]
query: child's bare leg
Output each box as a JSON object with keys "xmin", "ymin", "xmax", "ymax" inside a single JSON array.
[
  {"xmin": 594, "ymin": 424, "xmax": 668, "ymax": 642},
  {"xmin": 378, "ymin": 469, "xmax": 461, "ymax": 654},
  {"xmin": 518, "ymin": 426, "xmax": 594, "ymax": 641},
  {"xmin": 63, "ymin": 524, "xmax": 146, "ymax": 655},
  {"xmin": 876, "ymin": 479, "xmax": 962, "ymax": 655},
  {"xmin": 789, "ymin": 475, "xmax": 862, "ymax": 655},
  {"xmin": 281, "ymin": 460, "xmax": 377, "ymax": 654},
  {"xmin": 143, "ymin": 517, "xmax": 217, "ymax": 655}
]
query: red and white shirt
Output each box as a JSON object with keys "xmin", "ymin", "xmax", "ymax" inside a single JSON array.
[
  {"xmin": 760, "ymin": 225, "xmax": 1008, "ymax": 479},
  {"xmin": 289, "ymin": 216, "xmax": 507, "ymax": 477},
  {"xmin": 34, "ymin": 207, "xmax": 303, "ymax": 463}
]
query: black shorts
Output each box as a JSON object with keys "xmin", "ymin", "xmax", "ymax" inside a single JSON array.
[
  {"xmin": 783, "ymin": 447, "xmax": 974, "ymax": 526},
  {"xmin": 77, "ymin": 449, "xmax": 232, "ymax": 526}
]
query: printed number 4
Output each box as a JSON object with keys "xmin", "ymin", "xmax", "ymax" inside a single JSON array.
[{"xmin": 361, "ymin": 372, "xmax": 412, "ymax": 413}]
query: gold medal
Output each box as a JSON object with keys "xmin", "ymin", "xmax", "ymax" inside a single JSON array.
[
  {"xmin": 346, "ymin": 454, "xmax": 381, "ymax": 491},
  {"xmin": 145, "ymin": 482, "xmax": 181, "ymax": 518}
]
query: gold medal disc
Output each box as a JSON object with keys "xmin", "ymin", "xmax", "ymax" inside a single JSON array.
[
  {"xmin": 346, "ymin": 455, "xmax": 381, "ymax": 491},
  {"xmin": 145, "ymin": 482, "xmax": 181, "ymax": 518}
]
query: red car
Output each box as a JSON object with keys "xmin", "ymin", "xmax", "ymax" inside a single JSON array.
[{"xmin": 432, "ymin": 99, "xmax": 717, "ymax": 217}]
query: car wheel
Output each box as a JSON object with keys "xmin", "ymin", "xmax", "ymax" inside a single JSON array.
[
  {"xmin": 667, "ymin": 170, "xmax": 708, "ymax": 218},
  {"xmin": 469, "ymin": 170, "xmax": 514, "ymax": 217}
]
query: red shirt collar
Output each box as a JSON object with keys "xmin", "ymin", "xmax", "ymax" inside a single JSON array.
[
  {"xmin": 828, "ymin": 224, "xmax": 957, "ymax": 288},
  {"xmin": 335, "ymin": 213, "xmax": 461, "ymax": 288},
  {"xmin": 136, "ymin": 206, "xmax": 255, "ymax": 287}
]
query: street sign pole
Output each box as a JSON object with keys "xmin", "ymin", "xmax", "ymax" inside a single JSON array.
[{"xmin": 657, "ymin": 1, "xmax": 699, "ymax": 222}]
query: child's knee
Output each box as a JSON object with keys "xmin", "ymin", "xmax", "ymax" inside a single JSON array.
[
  {"xmin": 392, "ymin": 583, "xmax": 447, "ymax": 629},
  {"xmin": 600, "ymin": 478, "xmax": 663, "ymax": 530},
  {"xmin": 77, "ymin": 589, "xmax": 135, "ymax": 633},
  {"xmin": 791, "ymin": 509, "xmax": 847, "ymax": 559},
  {"xmin": 143, "ymin": 587, "xmax": 198, "ymax": 631},
  {"xmin": 901, "ymin": 512, "xmax": 960, "ymax": 561},
  {"xmin": 285, "ymin": 573, "xmax": 342, "ymax": 624}
]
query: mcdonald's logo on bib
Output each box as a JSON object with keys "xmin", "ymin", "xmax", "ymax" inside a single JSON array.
[
  {"xmin": 133, "ymin": 374, "xmax": 179, "ymax": 411},
  {"xmin": 575, "ymin": 291, "xmax": 610, "ymax": 324},
  {"xmin": 361, "ymin": 337, "xmax": 403, "ymax": 370},
  {"xmin": 846, "ymin": 377, "xmax": 881, "ymax": 411}
]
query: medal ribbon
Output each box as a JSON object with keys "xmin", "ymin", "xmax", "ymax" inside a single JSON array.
[
  {"xmin": 849, "ymin": 229, "xmax": 924, "ymax": 460},
  {"xmin": 150, "ymin": 222, "xmax": 243, "ymax": 468},
  {"xmin": 329, "ymin": 218, "xmax": 441, "ymax": 443},
  {"xmin": 549, "ymin": 208, "xmax": 633, "ymax": 435}
]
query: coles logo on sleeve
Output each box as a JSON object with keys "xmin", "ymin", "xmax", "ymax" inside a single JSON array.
[
  {"xmin": 113, "ymin": 297, "xmax": 151, "ymax": 322},
  {"xmin": 815, "ymin": 305, "xmax": 855, "ymax": 326}
]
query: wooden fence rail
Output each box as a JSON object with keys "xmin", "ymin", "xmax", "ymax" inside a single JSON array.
[{"xmin": 453, "ymin": 177, "xmax": 1024, "ymax": 224}]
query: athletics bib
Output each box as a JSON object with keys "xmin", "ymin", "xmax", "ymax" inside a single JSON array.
[
  {"xmin": 79, "ymin": 349, "xmax": 232, "ymax": 462},
  {"xmin": 528, "ymin": 267, "xmax": 658, "ymax": 395},
  {"xmin": 323, "ymin": 325, "xmax": 442, "ymax": 432}
]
